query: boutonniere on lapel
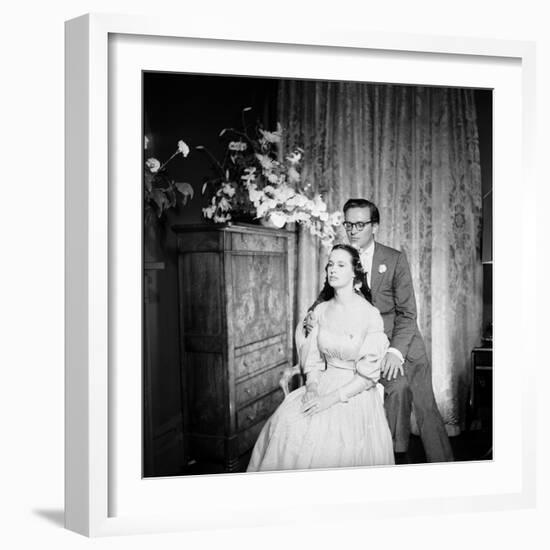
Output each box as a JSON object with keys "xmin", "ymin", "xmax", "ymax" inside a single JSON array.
[{"xmin": 378, "ymin": 264, "xmax": 387, "ymax": 274}]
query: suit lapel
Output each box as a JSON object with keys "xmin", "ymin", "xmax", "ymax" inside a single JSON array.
[{"xmin": 369, "ymin": 242, "xmax": 385, "ymax": 297}]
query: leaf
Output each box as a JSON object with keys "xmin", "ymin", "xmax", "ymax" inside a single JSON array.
[
  {"xmin": 202, "ymin": 182, "xmax": 209, "ymax": 195},
  {"xmin": 151, "ymin": 189, "xmax": 169, "ymax": 216},
  {"xmin": 175, "ymin": 182, "xmax": 194, "ymax": 203},
  {"xmin": 166, "ymin": 187, "xmax": 177, "ymax": 208},
  {"xmin": 144, "ymin": 171, "xmax": 154, "ymax": 192}
]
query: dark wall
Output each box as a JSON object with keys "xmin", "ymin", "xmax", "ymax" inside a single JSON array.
[
  {"xmin": 143, "ymin": 73, "xmax": 278, "ymax": 474},
  {"xmin": 474, "ymin": 89, "xmax": 493, "ymax": 336}
]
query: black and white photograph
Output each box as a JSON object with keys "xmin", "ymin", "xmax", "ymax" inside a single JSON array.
[
  {"xmin": 142, "ymin": 72, "xmax": 493, "ymax": 477},
  {"xmin": 3, "ymin": 0, "xmax": 547, "ymax": 546}
]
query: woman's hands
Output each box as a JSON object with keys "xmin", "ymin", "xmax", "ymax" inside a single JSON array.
[
  {"xmin": 302, "ymin": 381, "xmax": 319, "ymax": 405},
  {"xmin": 301, "ymin": 391, "xmax": 340, "ymax": 417}
]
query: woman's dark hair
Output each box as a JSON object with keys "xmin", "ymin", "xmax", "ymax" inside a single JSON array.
[{"xmin": 312, "ymin": 244, "xmax": 371, "ymax": 308}]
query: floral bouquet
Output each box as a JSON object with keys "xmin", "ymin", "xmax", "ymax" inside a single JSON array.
[
  {"xmin": 144, "ymin": 140, "xmax": 194, "ymax": 225},
  {"xmin": 198, "ymin": 108, "xmax": 341, "ymax": 247}
]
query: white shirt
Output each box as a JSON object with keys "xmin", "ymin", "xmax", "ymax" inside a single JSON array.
[
  {"xmin": 359, "ymin": 241, "xmax": 375, "ymax": 288},
  {"xmin": 358, "ymin": 241, "xmax": 404, "ymax": 365}
]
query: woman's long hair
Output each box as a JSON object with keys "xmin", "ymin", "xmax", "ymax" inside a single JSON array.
[{"xmin": 310, "ymin": 244, "xmax": 371, "ymax": 311}]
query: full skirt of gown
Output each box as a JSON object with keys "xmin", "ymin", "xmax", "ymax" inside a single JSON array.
[{"xmin": 247, "ymin": 366, "xmax": 394, "ymax": 471}]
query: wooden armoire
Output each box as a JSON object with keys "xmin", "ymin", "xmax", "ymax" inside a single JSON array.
[{"xmin": 173, "ymin": 223, "xmax": 293, "ymax": 472}]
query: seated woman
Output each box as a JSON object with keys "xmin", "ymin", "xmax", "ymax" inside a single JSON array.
[{"xmin": 247, "ymin": 244, "xmax": 394, "ymax": 472}]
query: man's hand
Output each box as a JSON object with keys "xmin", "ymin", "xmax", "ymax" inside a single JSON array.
[
  {"xmin": 301, "ymin": 392, "xmax": 339, "ymax": 417},
  {"xmin": 303, "ymin": 310, "xmax": 315, "ymax": 336},
  {"xmin": 380, "ymin": 352, "xmax": 404, "ymax": 380}
]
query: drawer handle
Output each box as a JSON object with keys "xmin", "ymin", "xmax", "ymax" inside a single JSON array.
[
  {"xmin": 244, "ymin": 388, "xmax": 252, "ymax": 395},
  {"xmin": 246, "ymin": 414, "xmax": 255, "ymax": 422}
]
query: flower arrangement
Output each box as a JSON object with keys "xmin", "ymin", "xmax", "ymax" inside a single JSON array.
[
  {"xmin": 198, "ymin": 108, "xmax": 342, "ymax": 247},
  {"xmin": 144, "ymin": 140, "xmax": 194, "ymax": 225}
]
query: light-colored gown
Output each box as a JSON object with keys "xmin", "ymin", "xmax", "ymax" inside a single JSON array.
[{"xmin": 247, "ymin": 300, "xmax": 395, "ymax": 472}]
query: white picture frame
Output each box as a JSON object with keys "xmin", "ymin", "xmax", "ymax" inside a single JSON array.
[{"xmin": 65, "ymin": 12, "xmax": 537, "ymax": 537}]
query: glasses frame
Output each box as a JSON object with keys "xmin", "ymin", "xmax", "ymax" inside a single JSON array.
[{"xmin": 342, "ymin": 220, "xmax": 375, "ymax": 231}]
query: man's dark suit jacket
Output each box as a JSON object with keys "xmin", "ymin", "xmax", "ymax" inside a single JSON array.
[{"xmin": 369, "ymin": 242, "xmax": 426, "ymax": 363}]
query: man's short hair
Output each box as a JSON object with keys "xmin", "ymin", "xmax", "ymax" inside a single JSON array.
[{"xmin": 343, "ymin": 198, "xmax": 380, "ymax": 224}]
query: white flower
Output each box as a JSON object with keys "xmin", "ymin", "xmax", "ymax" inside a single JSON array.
[
  {"xmin": 259, "ymin": 122, "xmax": 282, "ymax": 143},
  {"xmin": 202, "ymin": 204, "xmax": 216, "ymax": 218},
  {"xmin": 308, "ymin": 194, "xmax": 328, "ymax": 217},
  {"xmin": 313, "ymin": 194, "xmax": 327, "ymax": 212},
  {"xmin": 267, "ymin": 211, "xmax": 287, "ymax": 228},
  {"xmin": 221, "ymin": 183, "xmax": 236, "ymax": 197},
  {"xmin": 177, "ymin": 140, "xmax": 190, "ymax": 157},
  {"xmin": 293, "ymin": 210, "xmax": 311, "ymax": 222},
  {"xmin": 267, "ymin": 172, "xmax": 280, "ymax": 184},
  {"xmin": 330, "ymin": 212, "xmax": 343, "ymax": 226},
  {"xmin": 286, "ymin": 149, "xmax": 303, "ymax": 164},
  {"xmin": 256, "ymin": 154, "xmax": 274, "ymax": 171},
  {"xmin": 378, "ymin": 264, "xmax": 387, "ymax": 274},
  {"xmin": 287, "ymin": 166, "xmax": 300, "ymax": 184},
  {"xmin": 241, "ymin": 167, "xmax": 257, "ymax": 185},
  {"xmin": 247, "ymin": 184, "xmax": 263, "ymax": 206},
  {"xmin": 145, "ymin": 157, "xmax": 161, "ymax": 173},
  {"xmin": 218, "ymin": 197, "xmax": 231, "ymax": 211},
  {"xmin": 256, "ymin": 199, "xmax": 278, "ymax": 218},
  {"xmin": 273, "ymin": 185, "xmax": 294, "ymax": 203},
  {"xmin": 285, "ymin": 212, "xmax": 297, "ymax": 223},
  {"xmin": 286, "ymin": 194, "xmax": 308, "ymax": 208},
  {"xmin": 228, "ymin": 141, "xmax": 247, "ymax": 152}
]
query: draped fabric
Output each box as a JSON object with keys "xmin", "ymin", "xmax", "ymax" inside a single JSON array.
[{"xmin": 279, "ymin": 81, "xmax": 483, "ymax": 433}]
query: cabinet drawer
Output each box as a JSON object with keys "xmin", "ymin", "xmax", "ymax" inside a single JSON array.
[
  {"xmin": 236, "ymin": 365, "xmax": 287, "ymax": 408},
  {"xmin": 235, "ymin": 339, "xmax": 287, "ymax": 379},
  {"xmin": 237, "ymin": 390, "xmax": 284, "ymax": 432}
]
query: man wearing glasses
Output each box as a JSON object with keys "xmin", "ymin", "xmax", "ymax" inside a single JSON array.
[{"xmin": 340, "ymin": 198, "xmax": 453, "ymax": 462}]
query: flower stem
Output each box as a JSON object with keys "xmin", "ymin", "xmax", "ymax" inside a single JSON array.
[
  {"xmin": 196, "ymin": 145, "xmax": 226, "ymax": 178},
  {"xmin": 158, "ymin": 150, "xmax": 179, "ymax": 171}
]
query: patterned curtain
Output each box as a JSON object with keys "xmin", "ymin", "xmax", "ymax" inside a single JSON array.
[{"xmin": 279, "ymin": 81, "xmax": 483, "ymax": 434}]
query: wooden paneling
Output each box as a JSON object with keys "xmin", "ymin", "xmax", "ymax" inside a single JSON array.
[
  {"xmin": 231, "ymin": 231, "xmax": 286, "ymax": 253},
  {"xmin": 236, "ymin": 364, "xmax": 287, "ymax": 407},
  {"xmin": 235, "ymin": 337, "xmax": 287, "ymax": 380},
  {"xmin": 180, "ymin": 252, "xmax": 223, "ymax": 335},
  {"xmin": 231, "ymin": 254, "xmax": 286, "ymax": 346},
  {"xmin": 186, "ymin": 352, "xmax": 226, "ymax": 434},
  {"xmin": 174, "ymin": 224, "xmax": 292, "ymax": 472},
  {"xmin": 237, "ymin": 421, "xmax": 266, "ymax": 457},
  {"xmin": 236, "ymin": 390, "xmax": 284, "ymax": 432},
  {"xmin": 176, "ymin": 230, "xmax": 222, "ymax": 253}
]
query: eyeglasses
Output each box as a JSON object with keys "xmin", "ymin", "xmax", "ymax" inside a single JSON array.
[{"xmin": 342, "ymin": 221, "xmax": 374, "ymax": 231}]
